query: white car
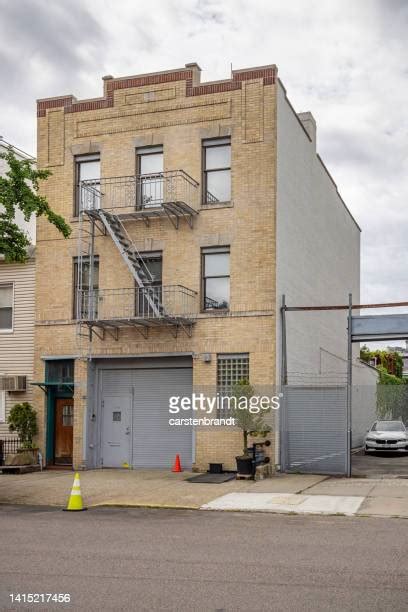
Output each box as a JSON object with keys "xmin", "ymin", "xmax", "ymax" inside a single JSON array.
[{"xmin": 364, "ymin": 420, "xmax": 408, "ymax": 453}]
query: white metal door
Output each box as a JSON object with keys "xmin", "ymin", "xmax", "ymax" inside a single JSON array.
[{"xmin": 101, "ymin": 395, "xmax": 132, "ymax": 468}]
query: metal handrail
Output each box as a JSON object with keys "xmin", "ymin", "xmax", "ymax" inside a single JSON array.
[
  {"xmin": 80, "ymin": 170, "xmax": 200, "ymax": 213},
  {"xmin": 78, "ymin": 285, "xmax": 197, "ymax": 322}
]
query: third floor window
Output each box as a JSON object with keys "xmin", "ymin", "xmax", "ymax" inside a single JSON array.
[
  {"xmin": 75, "ymin": 154, "xmax": 100, "ymax": 215},
  {"xmin": 203, "ymin": 138, "xmax": 231, "ymax": 204},
  {"xmin": 136, "ymin": 146, "xmax": 164, "ymax": 208}
]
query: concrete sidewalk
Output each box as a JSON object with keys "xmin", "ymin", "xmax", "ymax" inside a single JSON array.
[
  {"xmin": 203, "ymin": 477, "xmax": 408, "ymax": 517},
  {"xmin": 0, "ymin": 469, "xmax": 325, "ymax": 509},
  {"xmin": 0, "ymin": 469, "xmax": 407, "ymax": 518}
]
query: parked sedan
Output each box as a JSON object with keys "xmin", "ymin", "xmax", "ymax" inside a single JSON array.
[{"xmin": 364, "ymin": 420, "xmax": 408, "ymax": 453}]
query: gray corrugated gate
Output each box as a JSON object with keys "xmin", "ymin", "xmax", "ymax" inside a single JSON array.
[
  {"xmin": 99, "ymin": 360, "xmax": 193, "ymax": 469},
  {"xmin": 281, "ymin": 386, "xmax": 348, "ymax": 476}
]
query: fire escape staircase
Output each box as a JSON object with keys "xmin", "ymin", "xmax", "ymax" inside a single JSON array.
[
  {"xmin": 77, "ymin": 172, "xmax": 199, "ymax": 346},
  {"xmin": 88, "ymin": 208, "xmax": 163, "ymax": 318}
]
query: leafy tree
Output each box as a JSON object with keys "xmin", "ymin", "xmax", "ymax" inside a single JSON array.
[
  {"xmin": 0, "ymin": 147, "xmax": 71, "ymax": 262},
  {"xmin": 7, "ymin": 402, "xmax": 38, "ymax": 448},
  {"xmin": 360, "ymin": 346, "xmax": 404, "ymax": 378},
  {"xmin": 230, "ymin": 379, "xmax": 272, "ymax": 456}
]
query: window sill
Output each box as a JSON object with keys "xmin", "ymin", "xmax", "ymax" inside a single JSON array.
[
  {"xmin": 200, "ymin": 309, "xmax": 230, "ymax": 316},
  {"xmin": 0, "ymin": 329, "xmax": 14, "ymax": 334},
  {"xmin": 200, "ymin": 201, "xmax": 233, "ymax": 210}
]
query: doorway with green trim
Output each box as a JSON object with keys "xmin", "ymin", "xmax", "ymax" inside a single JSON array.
[{"xmin": 44, "ymin": 360, "xmax": 74, "ymax": 467}]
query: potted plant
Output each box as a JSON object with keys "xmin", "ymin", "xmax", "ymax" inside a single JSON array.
[
  {"xmin": 7, "ymin": 402, "xmax": 38, "ymax": 463},
  {"xmin": 231, "ymin": 379, "xmax": 272, "ymax": 476}
]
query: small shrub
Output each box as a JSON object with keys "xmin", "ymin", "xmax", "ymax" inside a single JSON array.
[{"xmin": 7, "ymin": 402, "xmax": 38, "ymax": 449}]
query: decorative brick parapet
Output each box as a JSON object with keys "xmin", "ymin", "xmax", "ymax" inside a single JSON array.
[{"xmin": 37, "ymin": 64, "xmax": 277, "ymax": 116}]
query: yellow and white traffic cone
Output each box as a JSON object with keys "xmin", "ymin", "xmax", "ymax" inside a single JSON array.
[{"xmin": 64, "ymin": 472, "xmax": 87, "ymax": 512}]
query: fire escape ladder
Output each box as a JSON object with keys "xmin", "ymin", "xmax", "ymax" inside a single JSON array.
[{"xmin": 91, "ymin": 209, "xmax": 163, "ymax": 317}]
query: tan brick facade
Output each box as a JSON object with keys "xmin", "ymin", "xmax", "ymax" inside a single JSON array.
[{"xmin": 34, "ymin": 64, "xmax": 278, "ymax": 471}]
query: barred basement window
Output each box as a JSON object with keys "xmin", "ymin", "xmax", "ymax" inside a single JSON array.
[{"xmin": 217, "ymin": 353, "xmax": 249, "ymax": 395}]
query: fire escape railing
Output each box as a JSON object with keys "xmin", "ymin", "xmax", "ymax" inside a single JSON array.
[
  {"xmin": 81, "ymin": 170, "xmax": 200, "ymax": 214},
  {"xmin": 78, "ymin": 285, "xmax": 197, "ymax": 324},
  {"xmin": 76, "ymin": 171, "xmax": 200, "ymax": 348}
]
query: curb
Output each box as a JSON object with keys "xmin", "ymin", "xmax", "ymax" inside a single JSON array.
[{"xmin": 90, "ymin": 502, "xmax": 199, "ymax": 510}]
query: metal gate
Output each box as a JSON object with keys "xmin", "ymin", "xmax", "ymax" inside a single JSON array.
[{"xmin": 281, "ymin": 385, "xmax": 348, "ymax": 476}]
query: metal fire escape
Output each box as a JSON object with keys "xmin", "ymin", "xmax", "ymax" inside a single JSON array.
[{"xmin": 76, "ymin": 171, "xmax": 199, "ymax": 352}]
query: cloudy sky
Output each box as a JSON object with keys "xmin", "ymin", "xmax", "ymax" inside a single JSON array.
[{"xmin": 1, "ymin": 0, "xmax": 407, "ymax": 310}]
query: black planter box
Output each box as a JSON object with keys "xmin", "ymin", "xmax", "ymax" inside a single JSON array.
[{"xmin": 235, "ymin": 455, "xmax": 253, "ymax": 475}]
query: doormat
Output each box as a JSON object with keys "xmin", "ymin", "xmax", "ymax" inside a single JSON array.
[{"xmin": 185, "ymin": 473, "xmax": 236, "ymax": 484}]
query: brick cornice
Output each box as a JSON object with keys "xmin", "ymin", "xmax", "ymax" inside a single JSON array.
[{"xmin": 37, "ymin": 65, "xmax": 277, "ymax": 117}]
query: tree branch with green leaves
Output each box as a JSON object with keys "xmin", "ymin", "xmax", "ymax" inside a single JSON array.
[
  {"xmin": 230, "ymin": 379, "xmax": 272, "ymax": 456},
  {"xmin": 0, "ymin": 147, "xmax": 71, "ymax": 262}
]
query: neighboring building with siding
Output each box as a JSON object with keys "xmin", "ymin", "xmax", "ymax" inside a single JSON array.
[
  {"xmin": 0, "ymin": 139, "xmax": 36, "ymax": 437},
  {"xmin": 34, "ymin": 63, "xmax": 360, "ymax": 471}
]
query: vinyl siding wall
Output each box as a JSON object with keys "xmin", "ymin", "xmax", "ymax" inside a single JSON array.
[{"xmin": 0, "ymin": 258, "xmax": 35, "ymax": 437}]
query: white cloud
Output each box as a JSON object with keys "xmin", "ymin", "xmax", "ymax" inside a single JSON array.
[{"xmin": 0, "ymin": 0, "xmax": 407, "ymax": 305}]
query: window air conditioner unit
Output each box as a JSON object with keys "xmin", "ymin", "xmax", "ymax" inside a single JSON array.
[{"xmin": 0, "ymin": 376, "xmax": 27, "ymax": 392}]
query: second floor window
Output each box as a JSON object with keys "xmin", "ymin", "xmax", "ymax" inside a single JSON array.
[
  {"xmin": 202, "ymin": 247, "xmax": 230, "ymax": 310},
  {"xmin": 75, "ymin": 154, "xmax": 100, "ymax": 215},
  {"xmin": 136, "ymin": 146, "xmax": 164, "ymax": 208},
  {"xmin": 0, "ymin": 284, "xmax": 13, "ymax": 331},
  {"xmin": 203, "ymin": 138, "xmax": 231, "ymax": 204},
  {"xmin": 73, "ymin": 257, "xmax": 99, "ymax": 319},
  {"xmin": 136, "ymin": 252, "xmax": 163, "ymax": 316}
]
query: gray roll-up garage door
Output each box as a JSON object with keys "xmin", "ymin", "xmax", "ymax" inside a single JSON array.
[
  {"xmin": 100, "ymin": 361, "xmax": 193, "ymax": 469},
  {"xmin": 132, "ymin": 367, "xmax": 192, "ymax": 469}
]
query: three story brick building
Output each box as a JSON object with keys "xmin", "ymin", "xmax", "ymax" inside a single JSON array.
[{"xmin": 34, "ymin": 63, "xmax": 360, "ymax": 471}]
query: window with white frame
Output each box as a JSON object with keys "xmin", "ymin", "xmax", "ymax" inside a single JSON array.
[
  {"xmin": 0, "ymin": 391, "xmax": 5, "ymax": 423},
  {"xmin": 202, "ymin": 247, "xmax": 230, "ymax": 310},
  {"xmin": 75, "ymin": 154, "xmax": 100, "ymax": 215},
  {"xmin": 0, "ymin": 284, "xmax": 13, "ymax": 331},
  {"xmin": 73, "ymin": 256, "xmax": 99, "ymax": 319},
  {"xmin": 136, "ymin": 146, "xmax": 164, "ymax": 208},
  {"xmin": 203, "ymin": 138, "xmax": 231, "ymax": 203}
]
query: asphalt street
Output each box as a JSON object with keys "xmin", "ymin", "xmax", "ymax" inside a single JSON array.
[{"xmin": 0, "ymin": 505, "xmax": 407, "ymax": 611}]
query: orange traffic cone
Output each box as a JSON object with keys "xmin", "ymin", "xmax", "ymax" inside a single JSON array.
[{"xmin": 172, "ymin": 454, "xmax": 183, "ymax": 473}]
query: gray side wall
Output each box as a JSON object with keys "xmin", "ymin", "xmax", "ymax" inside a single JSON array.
[{"xmin": 276, "ymin": 80, "xmax": 361, "ymax": 380}]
